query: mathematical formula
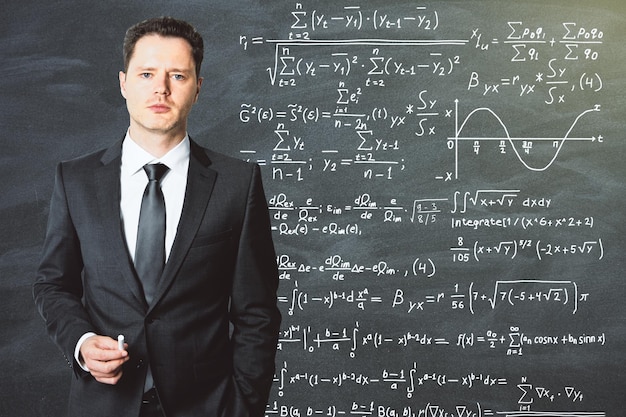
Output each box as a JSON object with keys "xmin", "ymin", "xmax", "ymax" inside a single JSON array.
[{"xmin": 232, "ymin": 1, "xmax": 617, "ymax": 414}]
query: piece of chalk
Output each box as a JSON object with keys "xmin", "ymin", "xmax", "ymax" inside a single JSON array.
[{"xmin": 117, "ymin": 334, "xmax": 125, "ymax": 350}]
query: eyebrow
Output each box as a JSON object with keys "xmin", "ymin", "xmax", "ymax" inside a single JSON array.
[{"xmin": 135, "ymin": 66, "xmax": 194, "ymax": 74}]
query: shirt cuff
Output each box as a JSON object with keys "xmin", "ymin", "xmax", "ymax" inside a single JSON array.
[{"xmin": 74, "ymin": 332, "xmax": 97, "ymax": 372}]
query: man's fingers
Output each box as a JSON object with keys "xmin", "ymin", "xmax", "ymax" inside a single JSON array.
[
  {"xmin": 88, "ymin": 346, "xmax": 128, "ymax": 362},
  {"xmin": 82, "ymin": 335, "xmax": 128, "ymax": 361},
  {"xmin": 91, "ymin": 368, "xmax": 124, "ymax": 385},
  {"xmin": 80, "ymin": 335, "xmax": 129, "ymax": 385},
  {"xmin": 85, "ymin": 355, "xmax": 129, "ymax": 373}
]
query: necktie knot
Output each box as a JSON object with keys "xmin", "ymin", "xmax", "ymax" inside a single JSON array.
[{"xmin": 144, "ymin": 163, "xmax": 169, "ymax": 182}]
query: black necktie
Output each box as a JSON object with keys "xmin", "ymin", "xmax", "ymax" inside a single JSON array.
[{"xmin": 135, "ymin": 163, "xmax": 169, "ymax": 304}]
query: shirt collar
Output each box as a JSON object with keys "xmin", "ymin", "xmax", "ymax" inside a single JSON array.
[{"xmin": 121, "ymin": 131, "xmax": 190, "ymax": 177}]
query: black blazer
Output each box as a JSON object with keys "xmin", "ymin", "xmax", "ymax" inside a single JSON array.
[{"xmin": 33, "ymin": 138, "xmax": 281, "ymax": 417}]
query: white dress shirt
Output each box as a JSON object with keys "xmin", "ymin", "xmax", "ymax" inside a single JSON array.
[
  {"xmin": 75, "ymin": 132, "xmax": 190, "ymax": 386},
  {"xmin": 120, "ymin": 132, "xmax": 189, "ymax": 263}
]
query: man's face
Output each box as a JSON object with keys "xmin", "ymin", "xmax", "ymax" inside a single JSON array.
[{"xmin": 119, "ymin": 35, "xmax": 202, "ymax": 141}]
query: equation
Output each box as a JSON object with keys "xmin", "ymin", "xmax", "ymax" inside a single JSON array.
[
  {"xmin": 279, "ymin": 279, "xmax": 590, "ymax": 315},
  {"xmin": 278, "ymin": 321, "xmax": 606, "ymax": 358},
  {"xmin": 231, "ymin": 1, "xmax": 617, "ymax": 415},
  {"xmin": 239, "ymin": 4, "xmax": 606, "ymax": 183},
  {"xmin": 268, "ymin": 190, "xmax": 597, "ymax": 232}
]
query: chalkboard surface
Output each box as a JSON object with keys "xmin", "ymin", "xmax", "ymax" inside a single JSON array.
[{"xmin": 2, "ymin": 1, "xmax": 625, "ymax": 416}]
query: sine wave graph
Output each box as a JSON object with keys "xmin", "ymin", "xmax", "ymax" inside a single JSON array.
[{"xmin": 450, "ymin": 100, "xmax": 601, "ymax": 179}]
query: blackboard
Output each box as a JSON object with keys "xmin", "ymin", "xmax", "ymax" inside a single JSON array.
[{"xmin": 2, "ymin": 0, "xmax": 625, "ymax": 416}]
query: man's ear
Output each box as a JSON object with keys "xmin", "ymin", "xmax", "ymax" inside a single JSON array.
[
  {"xmin": 119, "ymin": 71, "xmax": 127, "ymax": 99},
  {"xmin": 194, "ymin": 77, "xmax": 203, "ymax": 103}
]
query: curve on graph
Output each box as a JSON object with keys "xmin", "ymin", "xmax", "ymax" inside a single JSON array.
[{"xmin": 456, "ymin": 106, "xmax": 599, "ymax": 172}]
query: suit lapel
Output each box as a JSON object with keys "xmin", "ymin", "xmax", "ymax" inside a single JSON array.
[
  {"xmin": 149, "ymin": 140, "xmax": 216, "ymax": 312},
  {"xmin": 97, "ymin": 140, "xmax": 149, "ymax": 310}
]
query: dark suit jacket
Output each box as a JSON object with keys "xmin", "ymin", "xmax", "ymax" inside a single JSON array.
[{"xmin": 33, "ymin": 138, "xmax": 281, "ymax": 417}]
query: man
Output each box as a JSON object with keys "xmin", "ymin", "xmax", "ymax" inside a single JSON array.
[{"xmin": 33, "ymin": 17, "xmax": 281, "ymax": 417}]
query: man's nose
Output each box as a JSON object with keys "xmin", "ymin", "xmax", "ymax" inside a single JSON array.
[{"xmin": 154, "ymin": 74, "xmax": 170, "ymax": 95}]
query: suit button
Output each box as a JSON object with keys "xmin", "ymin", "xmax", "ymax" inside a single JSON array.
[{"xmin": 136, "ymin": 359, "xmax": 144, "ymax": 369}]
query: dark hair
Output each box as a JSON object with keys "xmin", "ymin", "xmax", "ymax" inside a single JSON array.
[{"xmin": 123, "ymin": 16, "xmax": 204, "ymax": 77}]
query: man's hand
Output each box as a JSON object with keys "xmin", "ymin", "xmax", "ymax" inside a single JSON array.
[{"xmin": 80, "ymin": 335, "xmax": 129, "ymax": 385}]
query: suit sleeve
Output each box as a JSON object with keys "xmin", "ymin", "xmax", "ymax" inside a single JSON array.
[
  {"xmin": 229, "ymin": 164, "xmax": 281, "ymax": 417},
  {"xmin": 33, "ymin": 163, "xmax": 95, "ymax": 374}
]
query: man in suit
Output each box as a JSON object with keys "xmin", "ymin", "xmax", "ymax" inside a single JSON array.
[{"xmin": 33, "ymin": 16, "xmax": 281, "ymax": 417}]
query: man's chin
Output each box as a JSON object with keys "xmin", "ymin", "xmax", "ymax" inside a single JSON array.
[{"xmin": 139, "ymin": 122, "xmax": 183, "ymax": 137}]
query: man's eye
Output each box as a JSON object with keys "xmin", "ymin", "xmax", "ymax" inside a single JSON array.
[
  {"xmin": 140, "ymin": 73, "xmax": 152, "ymax": 79},
  {"xmin": 172, "ymin": 74, "xmax": 185, "ymax": 81}
]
